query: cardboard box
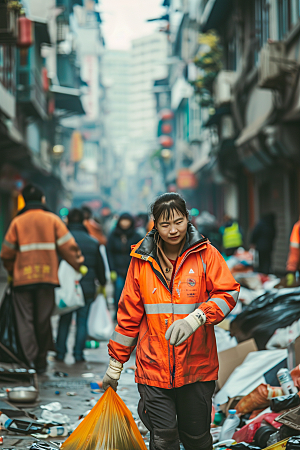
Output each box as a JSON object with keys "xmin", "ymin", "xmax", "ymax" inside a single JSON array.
[{"xmin": 218, "ymin": 338, "xmax": 258, "ymax": 389}]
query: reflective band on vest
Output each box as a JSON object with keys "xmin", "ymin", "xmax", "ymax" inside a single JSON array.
[
  {"xmin": 20, "ymin": 242, "xmax": 56, "ymax": 252},
  {"xmin": 111, "ymin": 331, "xmax": 137, "ymax": 347},
  {"xmin": 144, "ymin": 303, "xmax": 201, "ymax": 315},
  {"xmin": 223, "ymin": 222, "xmax": 243, "ymax": 249}
]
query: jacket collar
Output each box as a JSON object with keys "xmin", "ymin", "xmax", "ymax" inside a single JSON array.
[
  {"xmin": 131, "ymin": 223, "xmax": 208, "ymax": 260},
  {"xmin": 68, "ymin": 223, "xmax": 88, "ymax": 233},
  {"xmin": 17, "ymin": 201, "xmax": 50, "ymax": 216}
]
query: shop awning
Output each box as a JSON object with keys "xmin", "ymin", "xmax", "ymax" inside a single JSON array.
[
  {"xmin": 201, "ymin": 0, "xmax": 234, "ymax": 32},
  {"xmin": 51, "ymin": 85, "xmax": 85, "ymax": 115},
  {"xmin": 235, "ymin": 112, "xmax": 270, "ymax": 147}
]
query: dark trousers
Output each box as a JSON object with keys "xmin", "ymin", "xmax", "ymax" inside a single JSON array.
[
  {"xmin": 114, "ymin": 275, "xmax": 125, "ymax": 320},
  {"xmin": 138, "ymin": 381, "xmax": 215, "ymax": 450},
  {"xmin": 13, "ymin": 287, "xmax": 55, "ymax": 368},
  {"xmin": 258, "ymin": 250, "xmax": 272, "ymax": 274},
  {"xmin": 56, "ymin": 297, "xmax": 94, "ymax": 361}
]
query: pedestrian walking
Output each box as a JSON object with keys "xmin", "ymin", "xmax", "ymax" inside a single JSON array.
[
  {"xmin": 250, "ymin": 213, "xmax": 276, "ymax": 274},
  {"xmin": 82, "ymin": 205, "xmax": 107, "ymax": 246},
  {"xmin": 107, "ymin": 213, "xmax": 141, "ymax": 318},
  {"xmin": 196, "ymin": 211, "xmax": 222, "ymax": 252},
  {"xmin": 0, "ymin": 184, "xmax": 84, "ymax": 373},
  {"xmin": 286, "ymin": 217, "xmax": 300, "ymax": 286},
  {"xmin": 102, "ymin": 193, "xmax": 240, "ymax": 450},
  {"xmin": 219, "ymin": 215, "xmax": 243, "ymax": 256},
  {"xmin": 55, "ymin": 209, "xmax": 106, "ymax": 362}
]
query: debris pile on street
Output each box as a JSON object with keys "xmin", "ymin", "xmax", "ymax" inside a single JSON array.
[{"xmin": 210, "ymin": 255, "xmax": 300, "ymax": 450}]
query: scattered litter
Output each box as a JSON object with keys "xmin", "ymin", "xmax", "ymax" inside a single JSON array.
[
  {"xmin": 41, "ymin": 402, "xmax": 62, "ymax": 412},
  {"xmin": 30, "ymin": 441, "xmax": 61, "ymax": 450},
  {"xmin": 86, "ymin": 398, "xmax": 97, "ymax": 407},
  {"xmin": 54, "ymin": 372, "xmax": 68, "ymax": 378},
  {"xmin": 66, "ymin": 392, "xmax": 77, "ymax": 396},
  {"xmin": 55, "ymin": 391, "xmax": 60, "ymax": 396},
  {"xmin": 81, "ymin": 373, "xmax": 94, "ymax": 378},
  {"xmin": 6, "ymin": 386, "xmax": 38, "ymax": 403},
  {"xmin": 0, "ymin": 436, "xmax": 3, "ymax": 445},
  {"xmin": 41, "ymin": 410, "xmax": 70, "ymax": 425}
]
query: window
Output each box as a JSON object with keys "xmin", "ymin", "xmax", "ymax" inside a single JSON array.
[
  {"xmin": 255, "ymin": 0, "xmax": 270, "ymax": 49},
  {"xmin": 278, "ymin": 0, "xmax": 300, "ymax": 38},
  {"xmin": 0, "ymin": 45, "xmax": 15, "ymax": 93}
]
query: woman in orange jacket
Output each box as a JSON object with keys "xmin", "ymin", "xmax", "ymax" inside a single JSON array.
[{"xmin": 103, "ymin": 193, "xmax": 240, "ymax": 450}]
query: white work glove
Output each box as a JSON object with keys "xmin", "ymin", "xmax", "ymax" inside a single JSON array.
[
  {"xmin": 102, "ymin": 357, "xmax": 123, "ymax": 391},
  {"xmin": 165, "ymin": 309, "xmax": 206, "ymax": 346}
]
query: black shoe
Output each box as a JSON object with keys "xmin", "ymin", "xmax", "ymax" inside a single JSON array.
[
  {"xmin": 36, "ymin": 366, "xmax": 47, "ymax": 375},
  {"xmin": 75, "ymin": 356, "xmax": 86, "ymax": 363}
]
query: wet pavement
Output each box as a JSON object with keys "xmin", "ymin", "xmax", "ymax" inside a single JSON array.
[{"xmin": 0, "ymin": 303, "xmax": 144, "ymax": 449}]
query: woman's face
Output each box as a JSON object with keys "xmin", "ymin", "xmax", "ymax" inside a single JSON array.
[{"xmin": 156, "ymin": 210, "xmax": 188, "ymax": 246}]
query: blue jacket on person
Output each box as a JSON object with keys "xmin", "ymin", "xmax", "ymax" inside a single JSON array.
[{"xmin": 68, "ymin": 223, "xmax": 106, "ymax": 299}]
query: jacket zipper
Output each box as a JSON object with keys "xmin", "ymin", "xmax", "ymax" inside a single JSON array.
[
  {"xmin": 145, "ymin": 245, "xmax": 205, "ymax": 387},
  {"xmin": 169, "ymin": 246, "xmax": 204, "ymax": 387},
  {"xmin": 165, "ymin": 318, "xmax": 172, "ymax": 387},
  {"xmin": 170, "ymin": 258, "xmax": 178, "ymax": 387}
]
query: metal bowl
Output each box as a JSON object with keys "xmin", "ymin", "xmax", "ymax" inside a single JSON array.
[{"xmin": 7, "ymin": 389, "xmax": 38, "ymax": 403}]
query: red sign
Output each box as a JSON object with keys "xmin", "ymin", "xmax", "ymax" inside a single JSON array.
[{"xmin": 177, "ymin": 169, "xmax": 197, "ymax": 190}]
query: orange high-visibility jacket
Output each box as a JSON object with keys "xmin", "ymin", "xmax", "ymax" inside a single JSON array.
[
  {"xmin": 1, "ymin": 208, "xmax": 82, "ymax": 288},
  {"xmin": 108, "ymin": 225, "xmax": 240, "ymax": 389},
  {"xmin": 287, "ymin": 220, "xmax": 300, "ymax": 273}
]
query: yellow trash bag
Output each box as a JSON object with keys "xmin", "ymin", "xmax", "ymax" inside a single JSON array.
[{"xmin": 61, "ymin": 387, "xmax": 147, "ymax": 450}]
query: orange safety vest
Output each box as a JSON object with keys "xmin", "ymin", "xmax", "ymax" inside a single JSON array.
[
  {"xmin": 1, "ymin": 208, "xmax": 82, "ymax": 287},
  {"xmin": 108, "ymin": 226, "xmax": 240, "ymax": 389},
  {"xmin": 286, "ymin": 220, "xmax": 300, "ymax": 273}
]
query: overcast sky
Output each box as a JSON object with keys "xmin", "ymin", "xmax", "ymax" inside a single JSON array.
[{"xmin": 99, "ymin": 0, "xmax": 166, "ymax": 50}]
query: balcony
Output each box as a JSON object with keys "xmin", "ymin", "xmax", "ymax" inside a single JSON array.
[
  {"xmin": 17, "ymin": 66, "xmax": 47, "ymax": 119},
  {"xmin": 0, "ymin": 5, "xmax": 18, "ymax": 44},
  {"xmin": 200, "ymin": 0, "xmax": 234, "ymax": 32}
]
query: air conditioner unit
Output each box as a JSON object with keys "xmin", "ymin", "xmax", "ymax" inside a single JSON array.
[
  {"xmin": 213, "ymin": 71, "xmax": 237, "ymax": 107},
  {"xmin": 259, "ymin": 41, "xmax": 285, "ymax": 89}
]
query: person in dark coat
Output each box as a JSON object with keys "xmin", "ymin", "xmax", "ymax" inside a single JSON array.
[
  {"xmin": 250, "ymin": 213, "xmax": 276, "ymax": 274},
  {"xmin": 107, "ymin": 213, "xmax": 141, "ymax": 318},
  {"xmin": 56, "ymin": 208, "xmax": 106, "ymax": 362}
]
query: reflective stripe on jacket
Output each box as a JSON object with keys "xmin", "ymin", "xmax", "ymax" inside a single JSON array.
[
  {"xmin": 222, "ymin": 221, "xmax": 243, "ymax": 249},
  {"xmin": 286, "ymin": 220, "xmax": 300, "ymax": 273},
  {"xmin": 1, "ymin": 209, "xmax": 82, "ymax": 287},
  {"xmin": 108, "ymin": 225, "xmax": 240, "ymax": 389}
]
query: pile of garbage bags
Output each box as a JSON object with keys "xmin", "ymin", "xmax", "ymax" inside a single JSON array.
[
  {"xmin": 211, "ymin": 255, "xmax": 300, "ymax": 450},
  {"xmin": 230, "ymin": 287, "xmax": 300, "ymax": 350}
]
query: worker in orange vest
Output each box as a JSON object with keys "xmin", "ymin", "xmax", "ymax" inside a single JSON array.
[
  {"xmin": 102, "ymin": 193, "xmax": 240, "ymax": 450},
  {"xmin": 1, "ymin": 184, "xmax": 84, "ymax": 373}
]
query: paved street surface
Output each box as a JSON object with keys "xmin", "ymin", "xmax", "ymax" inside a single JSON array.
[{"xmin": 0, "ymin": 285, "xmax": 147, "ymax": 449}]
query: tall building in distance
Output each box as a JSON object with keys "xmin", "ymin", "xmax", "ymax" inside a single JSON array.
[
  {"xmin": 129, "ymin": 33, "xmax": 168, "ymax": 164},
  {"xmin": 101, "ymin": 50, "xmax": 131, "ymax": 210},
  {"xmin": 128, "ymin": 32, "xmax": 169, "ymax": 210}
]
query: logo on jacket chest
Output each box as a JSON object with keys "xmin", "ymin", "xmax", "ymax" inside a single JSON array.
[{"xmin": 187, "ymin": 278, "xmax": 196, "ymax": 287}]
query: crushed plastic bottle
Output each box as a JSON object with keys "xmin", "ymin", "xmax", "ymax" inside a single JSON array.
[
  {"xmin": 219, "ymin": 409, "xmax": 240, "ymax": 441},
  {"xmin": 45, "ymin": 426, "xmax": 69, "ymax": 437},
  {"xmin": 0, "ymin": 413, "xmax": 12, "ymax": 430}
]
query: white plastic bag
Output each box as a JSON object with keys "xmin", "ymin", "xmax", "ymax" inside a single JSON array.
[
  {"xmin": 266, "ymin": 319, "xmax": 300, "ymax": 349},
  {"xmin": 53, "ymin": 261, "xmax": 85, "ymax": 315},
  {"xmin": 87, "ymin": 294, "xmax": 114, "ymax": 341}
]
